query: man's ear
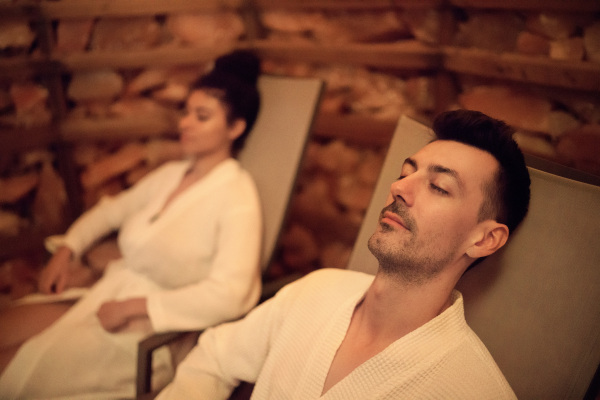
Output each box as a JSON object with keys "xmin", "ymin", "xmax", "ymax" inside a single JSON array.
[
  {"xmin": 229, "ymin": 119, "xmax": 246, "ymax": 141},
  {"xmin": 466, "ymin": 221, "xmax": 509, "ymax": 259}
]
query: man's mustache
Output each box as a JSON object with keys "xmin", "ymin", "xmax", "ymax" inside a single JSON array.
[{"xmin": 380, "ymin": 201, "xmax": 416, "ymax": 232}]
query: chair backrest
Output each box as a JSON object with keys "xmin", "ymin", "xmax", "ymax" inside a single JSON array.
[
  {"xmin": 347, "ymin": 115, "xmax": 600, "ymax": 400},
  {"xmin": 238, "ymin": 75, "xmax": 323, "ymax": 272}
]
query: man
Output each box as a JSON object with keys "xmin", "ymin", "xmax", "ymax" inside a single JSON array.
[{"xmin": 157, "ymin": 110, "xmax": 530, "ymax": 399}]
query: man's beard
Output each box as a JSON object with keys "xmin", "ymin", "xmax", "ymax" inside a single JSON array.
[{"xmin": 367, "ymin": 201, "xmax": 451, "ymax": 285}]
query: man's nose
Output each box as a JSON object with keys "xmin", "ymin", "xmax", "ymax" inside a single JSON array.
[{"xmin": 390, "ymin": 176, "xmax": 415, "ymax": 207}]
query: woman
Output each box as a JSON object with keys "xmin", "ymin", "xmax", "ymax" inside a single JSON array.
[{"xmin": 0, "ymin": 50, "xmax": 263, "ymax": 399}]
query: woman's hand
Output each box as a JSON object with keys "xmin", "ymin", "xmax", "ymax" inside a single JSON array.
[
  {"xmin": 38, "ymin": 246, "xmax": 73, "ymax": 294},
  {"xmin": 97, "ymin": 298, "xmax": 148, "ymax": 333}
]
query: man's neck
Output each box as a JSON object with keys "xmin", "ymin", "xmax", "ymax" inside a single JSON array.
[
  {"xmin": 357, "ymin": 269, "xmax": 456, "ymax": 344},
  {"xmin": 321, "ymin": 269, "xmax": 456, "ymax": 395}
]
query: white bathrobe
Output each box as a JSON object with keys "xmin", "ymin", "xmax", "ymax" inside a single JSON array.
[
  {"xmin": 0, "ymin": 158, "xmax": 263, "ymax": 399},
  {"xmin": 158, "ymin": 269, "xmax": 516, "ymax": 400}
]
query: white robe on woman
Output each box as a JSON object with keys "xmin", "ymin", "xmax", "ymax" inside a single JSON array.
[{"xmin": 0, "ymin": 158, "xmax": 262, "ymax": 399}]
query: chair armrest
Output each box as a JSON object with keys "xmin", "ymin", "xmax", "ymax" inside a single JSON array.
[
  {"xmin": 135, "ymin": 278, "xmax": 297, "ymax": 399},
  {"xmin": 137, "ymin": 331, "xmax": 199, "ymax": 398}
]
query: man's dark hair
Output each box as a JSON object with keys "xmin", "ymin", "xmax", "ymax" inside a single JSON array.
[
  {"xmin": 191, "ymin": 50, "xmax": 261, "ymax": 155},
  {"xmin": 432, "ymin": 109, "xmax": 531, "ymax": 234}
]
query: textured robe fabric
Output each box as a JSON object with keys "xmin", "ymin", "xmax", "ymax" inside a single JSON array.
[
  {"xmin": 158, "ymin": 268, "xmax": 517, "ymax": 400},
  {"xmin": 0, "ymin": 158, "xmax": 262, "ymax": 399}
]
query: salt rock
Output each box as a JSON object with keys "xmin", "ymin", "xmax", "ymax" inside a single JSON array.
[
  {"xmin": 355, "ymin": 149, "xmax": 385, "ymax": 185},
  {"xmin": 126, "ymin": 66, "xmax": 204, "ymax": 96},
  {"xmin": 549, "ymin": 37, "xmax": 585, "ymax": 61},
  {"xmin": 546, "ymin": 110, "xmax": 581, "ymax": 138},
  {"xmin": 166, "ymin": 13, "xmax": 245, "ymax": 46},
  {"xmin": 320, "ymin": 242, "xmax": 352, "ymax": 270},
  {"xmin": 166, "ymin": 65, "xmax": 206, "ymax": 86},
  {"xmin": 68, "ymin": 70, "xmax": 124, "ymax": 102},
  {"xmin": 513, "ymin": 131, "xmax": 557, "ymax": 160},
  {"xmin": 318, "ymin": 92, "xmax": 346, "ymax": 114},
  {"xmin": 145, "ymin": 139, "xmax": 183, "ymax": 167},
  {"xmin": 32, "ymin": 162, "xmax": 68, "ymax": 234},
  {"xmin": 125, "ymin": 164, "xmax": 152, "ymax": 186},
  {"xmin": 0, "ymin": 172, "xmax": 39, "ymax": 204},
  {"xmin": 126, "ymin": 68, "xmax": 170, "ymax": 95},
  {"xmin": 10, "ymin": 82, "xmax": 48, "ymax": 114},
  {"xmin": 91, "ymin": 17, "xmax": 161, "ymax": 51},
  {"xmin": 280, "ymin": 224, "xmax": 319, "ymax": 269},
  {"xmin": 526, "ymin": 12, "xmax": 581, "ymax": 40},
  {"xmin": 20, "ymin": 149, "xmax": 53, "ymax": 169},
  {"xmin": 0, "ymin": 88, "xmax": 12, "ymax": 109},
  {"xmin": 315, "ymin": 140, "xmax": 361, "ymax": 174},
  {"xmin": 458, "ymin": 85, "xmax": 552, "ymax": 133},
  {"xmin": 0, "ymin": 20, "xmax": 35, "ymax": 50},
  {"xmin": 80, "ymin": 142, "xmax": 146, "ymax": 189},
  {"xmin": 299, "ymin": 142, "xmax": 321, "ymax": 173},
  {"xmin": 0, "ymin": 258, "xmax": 40, "ymax": 303},
  {"xmin": 293, "ymin": 176, "xmax": 339, "ymax": 219},
  {"xmin": 8, "ymin": 82, "xmax": 51, "ymax": 127},
  {"xmin": 151, "ymin": 82, "xmax": 189, "ymax": 104},
  {"xmin": 108, "ymin": 97, "xmax": 172, "ymax": 119},
  {"xmin": 583, "ymin": 22, "xmax": 600, "ymax": 63},
  {"xmin": 349, "ymin": 73, "xmax": 408, "ymax": 119},
  {"xmin": 516, "ymin": 31, "xmax": 550, "ymax": 56},
  {"xmin": 72, "ymin": 143, "xmax": 108, "ymax": 166},
  {"xmin": 402, "ymin": 8, "xmax": 440, "ymax": 45},
  {"xmin": 454, "ymin": 12, "xmax": 524, "ymax": 52},
  {"xmin": 0, "ymin": 210, "xmax": 26, "ymax": 236},
  {"xmin": 83, "ymin": 178, "xmax": 124, "ymax": 210},
  {"xmin": 561, "ymin": 96, "xmax": 600, "ymax": 124},
  {"xmin": 405, "ymin": 76, "xmax": 435, "ymax": 112},
  {"xmin": 310, "ymin": 11, "xmax": 409, "ymax": 44},
  {"xmin": 55, "ymin": 19, "xmax": 94, "ymax": 53},
  {"xmin": 260, "ymin": 11, "xmax": 324, "ymax": 34},
  {"xmin": 556, "ymin": 125, "xmax": 600, "ymax": 175},
  {"xmin": 336, "ymin": 174, "xmax": 373, "ymax": 212}
]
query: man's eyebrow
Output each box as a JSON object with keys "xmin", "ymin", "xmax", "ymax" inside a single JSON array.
[
  {"xmin": 405, "ymin": 157, "xmax": 464, "ymax": 190},
  {"xmin": 403, "ymin": 157, "xmax": 417, "ymax": 169},
  {"xmin": 430, "ymin": 164, "xmax": 465, "ymax": 192}
]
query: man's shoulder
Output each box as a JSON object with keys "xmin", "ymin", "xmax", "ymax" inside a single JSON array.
[
  {"xmin": 277, "ymin": 268, "xmax": 373, "ymax": 303},
  {"xmin": 297, "ymin": 268, "xmax": 374, "ymax": 288},
  {"xmin": 435, "ymin": 328, "xmax": 517, "ymax": 399}
]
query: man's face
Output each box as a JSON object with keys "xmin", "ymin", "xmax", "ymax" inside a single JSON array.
[{"xmin": 368, "ymin": 140, "xmax": 499, "ymax": 284}]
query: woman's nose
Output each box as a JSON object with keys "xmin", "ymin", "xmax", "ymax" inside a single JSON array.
[{"xmin": 178, "ymin": 114, "xmax": 190, "ymax": 131}]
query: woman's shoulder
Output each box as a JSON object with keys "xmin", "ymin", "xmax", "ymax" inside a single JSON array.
[{"xmin": 141, "ymin": 159, "xmax": 190, "ymax": 182}]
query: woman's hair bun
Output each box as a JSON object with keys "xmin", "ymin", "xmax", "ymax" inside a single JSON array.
[{"xmin": 213, "ymin": 50, "xmax": 260, "ymax": 86}]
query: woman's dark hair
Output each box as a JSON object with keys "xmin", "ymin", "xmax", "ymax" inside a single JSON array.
[
  {"xmin": 432, "ymin": 109, "xmax": 531, "ymax": 234},
  {"xmin": 191, "ymin": 50, "xmax": 261, "ymax": 155}
]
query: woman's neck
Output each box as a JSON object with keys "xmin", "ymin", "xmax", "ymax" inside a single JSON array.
[{"xmin": 186, "ymin": 150, "xmax": 231, "ymax": 181}]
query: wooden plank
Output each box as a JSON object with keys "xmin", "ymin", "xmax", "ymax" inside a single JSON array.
[
  {"xmin": 60, "ymin": 117, "xmax": 176, "ymax": 142},
  {"xmin": 54, "ymin": 41, "xmax": 440, "ymax": 72},
  {"xmin": 0, "ymin": 127, "xmax": 56, "ymax": 153},
  {"xmin": 39, "ymin": 0, "xmax": 243, "ymax": 19},
  {"xmin": 251, "ymin": 40, "xmax": 441, "ymax": 71},
  {"xmin": 450, "ymin": 0, "xmax": 600, "ymax": 11},
  {"xmin": 53, "ymin": 46, "xmax": 235, "ymax": 71},
  {"xmin": 312, "ymin": 112, "xmax": 397, "ymax": 147},
  {"xmin": 0, "ymin": 229, "xmax": 47, "ymax": 259},
  {"xmin": 0, "ymin": 57, "xmax": 59, "ymax": 78},
  {"xmin": 443, "ymin": 47, "xmax": 600, "ymax": 92},
  {"xmin": 253, "ymin": 0, "xmax": 442, "ymax": 10}
]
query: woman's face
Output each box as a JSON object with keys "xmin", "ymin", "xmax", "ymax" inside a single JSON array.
[{"xmin": 178, "ymin": 89, "xmax": 244, "ymax": 158}]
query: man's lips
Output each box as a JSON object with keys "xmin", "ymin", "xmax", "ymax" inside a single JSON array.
[{"xmin": 381, "ymin": 211, "xmax": 409, "ymax": 230}]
